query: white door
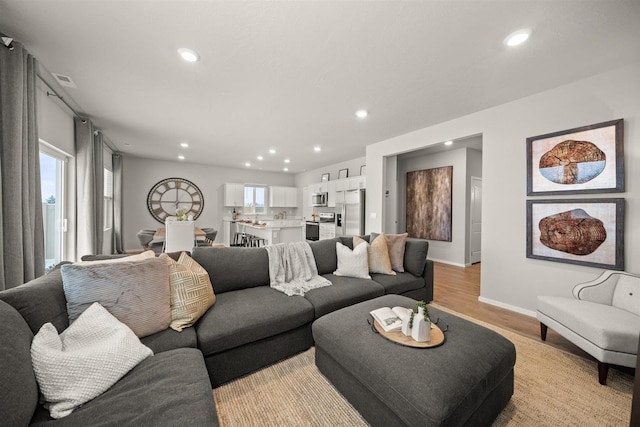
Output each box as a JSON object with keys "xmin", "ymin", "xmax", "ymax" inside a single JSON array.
[{"xmin": 470, "ymin": 177, "xmax": 482, "ymax": 264}]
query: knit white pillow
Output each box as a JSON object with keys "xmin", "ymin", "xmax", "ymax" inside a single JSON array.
[
  {"xmin": 333, "ymin": 242, "xmax": 371, "ymax": 279},
  {"xmin": 30, "ymin": 303, "xmax": 153, "ymax": 419}
]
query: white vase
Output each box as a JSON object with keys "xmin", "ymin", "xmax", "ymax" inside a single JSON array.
[
  {"xmin": 411, "ymin": 307, "xmax": 431, "ymax": 342},
  {"xmin": 401, "ymin": 314, "xmax": 412, "ymax": 336}
]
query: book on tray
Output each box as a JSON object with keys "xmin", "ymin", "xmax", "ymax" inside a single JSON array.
[{"xmin": 369, "ymin": 306, "xmax": 413, "ymax": 332}]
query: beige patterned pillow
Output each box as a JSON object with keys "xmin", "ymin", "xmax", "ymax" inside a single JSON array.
[
  {"xmin": 160, "ymin": 252, "xmax": 215, "ymax": 332},
  {"xmin": 354, "ymin": 235, "xmax": 396, "ymax": 276},
  {"xmin": 371, "ymin": 232, "xmax": 408, "ymax": 272}
]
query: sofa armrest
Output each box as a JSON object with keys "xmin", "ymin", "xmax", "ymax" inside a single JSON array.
[
  {"xmin": 572, "ymin": 270, "xmax": 618, "ymax": 305},
  {"xmin": 422, "ymin": 259, "xmax": 434, "ymax": 302}
]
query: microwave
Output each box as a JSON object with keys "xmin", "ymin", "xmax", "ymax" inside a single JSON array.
[{"xmin": 311, "ymin": 192, "xmax": 328, "ymax": 207}]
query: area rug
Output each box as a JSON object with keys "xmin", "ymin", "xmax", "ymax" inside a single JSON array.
[{"xmin": 213, "ymin": 305, "xmax": 633, "ymax": 426}]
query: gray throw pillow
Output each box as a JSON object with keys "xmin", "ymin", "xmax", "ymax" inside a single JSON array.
[{"xmin": 61, "ymin": 258, "xmax": 171, "ymax": 338}]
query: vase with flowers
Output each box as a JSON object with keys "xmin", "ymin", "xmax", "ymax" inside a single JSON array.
[{"xmin": 176, "ymin": 207, "xmax": 187, "ymax": 221}]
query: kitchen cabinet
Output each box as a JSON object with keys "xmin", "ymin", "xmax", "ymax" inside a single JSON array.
[
  {"xmin": 348, "ymin": 176, "xmax": 366, "ymax": 190},
  {"xmin": 224, "ymin": 183, "xmax": 244, "ymax": 207},
  {"xmin": 335, "ymin": 178, "xmax": 350, "ymax": 191},
  {"xmin": 309, "ymin": 182, "xmax": 327, "ymax": 193},
  {"xmin": 269, "ymin": 186, "xmax": 298, "ymax": 208},
  {"xmin": 326, "ymin": 180, "xmax": 337, "ymax": 207}
]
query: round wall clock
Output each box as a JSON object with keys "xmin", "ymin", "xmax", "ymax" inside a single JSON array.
[{"xmin": 146, "ymin": 177, "xmax": 204, "ymax": 223}]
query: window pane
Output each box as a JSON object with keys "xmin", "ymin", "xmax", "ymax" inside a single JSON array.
[
  {"xmin": 255, "ymin": 187, "xmax": 265, "ymax": 213},
  {"xmin": 40, "ymin": 152, "xmax": 64, "ymax": 271}
]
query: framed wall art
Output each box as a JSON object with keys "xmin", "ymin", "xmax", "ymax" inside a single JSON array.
[
  {"xmin": 526, "ymin": 119, "xmax": 623, "ymax": 196},
  {"xmin": 321, "ymin": 173, "xmax": 330, "ymax": 182},
  {"xmin": 338, "ymin": 168, "xmax": 349, "ymax": 179},
  {"xmin": 406, "ymin": 166, "xmax": 453, "ymax": 242},
  {"xmin": 526, "ymin": 198, "xmax": 624, "ymax": 270}
]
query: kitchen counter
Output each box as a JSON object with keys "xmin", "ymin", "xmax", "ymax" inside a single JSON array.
[{"xmin": 223, "ymin": 219, "xmax": 304, "ymax": 245}]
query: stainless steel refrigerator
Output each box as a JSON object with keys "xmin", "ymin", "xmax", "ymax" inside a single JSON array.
[{"xmin": 335, "ymin": 189, "xmax": 365, "ymax": 237}]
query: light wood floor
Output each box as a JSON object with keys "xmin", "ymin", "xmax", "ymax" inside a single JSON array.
[{"xmin": 431, "ymin": 261, "xmax": 592, "ymax": 359}]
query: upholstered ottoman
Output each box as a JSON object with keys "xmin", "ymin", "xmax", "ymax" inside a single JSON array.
[{"xmin": 312, "ymin": 295, "xmax": 515, "ymax": 427}]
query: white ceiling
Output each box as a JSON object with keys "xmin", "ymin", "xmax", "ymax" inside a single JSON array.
[{"xmin": 1, "ymin": 1, "xmax": 639, "ymax": 173}]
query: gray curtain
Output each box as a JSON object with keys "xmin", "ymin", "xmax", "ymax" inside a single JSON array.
[
  {"xmin": 75, "ymin": 119, "xmax": 104, "ymax": 257},
  {"xmin": 113, "ymin": 153, "xmax": 124, "ymax": 253},
  {"xmin": 0, "ymin": 42, "xmax": 45, "ymax": 290}
]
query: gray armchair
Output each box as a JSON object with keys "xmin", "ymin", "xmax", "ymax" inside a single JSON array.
[
  {"xmin": 537, "ymin": 270, "xmax": 640, "ymax": 385},
  {"xmin": 196, "ymin": 227, "xmax": 218, "ymax": 247},
  {"xmin": 136, "ymin": 229, "xmax": 163, "ymax": 254}
]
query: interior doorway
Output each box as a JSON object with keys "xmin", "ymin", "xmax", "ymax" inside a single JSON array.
[{"xmin": 469, "ymin": 176, "xmax": 482, "ymax": 264}]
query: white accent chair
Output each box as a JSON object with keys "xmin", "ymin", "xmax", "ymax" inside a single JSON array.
[
  {"xmin": 537, "ymin": 270, "xmax": 640, "ymax": 385},
  {"xmin": 164, "ymin": 220, "xmax": 195, "ymax": 253}
]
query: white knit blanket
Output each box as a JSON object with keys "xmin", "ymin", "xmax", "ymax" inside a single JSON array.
[
  {"xmin": 30, "ymin": 303, "xmax": 153, "ymax": 419},
  {"xmin": 265, "ymin": 242, "xmax": 332, "ymax": 296}
]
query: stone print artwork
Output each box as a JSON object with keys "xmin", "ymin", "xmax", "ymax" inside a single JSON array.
[
  {"xmin": 538, "ymin": 140, "xmax": 606, "ymax": 185},
  {"xmin": 538, "ymin": 208, "xmax": 606, "ymax": 255}
]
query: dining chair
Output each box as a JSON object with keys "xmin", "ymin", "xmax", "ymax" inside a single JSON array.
[{"xmin": 164, "ymin": 220, "xmax": 196, "ymax": 253}]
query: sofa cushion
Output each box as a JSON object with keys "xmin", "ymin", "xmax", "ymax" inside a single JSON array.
[
  {"xmin": 304, "ymin": 274, "xmax": 385, "ymax": 318},
  {"xmin": 403, "ymin": 238, "xmax": 429, "ymax": 277},
  {"xmin": 140, "ymin": 326, "xmax": 197, "ymax": 354},
  {"xmin": 0, "ymin": 300, "xmax": 39, "ymax": 427},
  {"xmin": 192, "ymin": 246, "xmax": 270, "ymax": 294},
  {"xmin": 62, "ymin": 258, "xmax": 171, "ymax": 338},
  {"xmin": 195, "ymin": 286, "xmax": 314, "ymax": 356},
  {"xmin": 29, "ymin": 348, "xmax": 219, "ymax": 427},
  {"xmin": 371, "ymin": 232, "xmax": 408, "ymax": 272},
  {"xmin": 31, "ymin": 303, "xmax": 153, "ymax": 419},
  {"xmin": 538, "ymin": 296, "xmax": 640, "ymax": 354},
  {"xmin": 307, "ymin": 238, "xmax": 341, "ymax": 275},
  {"xmin": 371, "ymin": 272, "xmax": 425, "ymax": 295},
  {"xmin": 159, "ymin": 252, "xmax": 216, "ymax": 331},
  {"xmin": 0, "ymin": 266, "xmax": 69, "ymax": 334}
]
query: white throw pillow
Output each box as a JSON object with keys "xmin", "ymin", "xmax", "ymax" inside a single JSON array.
[
  {"xmin": 30, "ymin": 303, "xmax": 153, "ymax": 419},
  {"xmin": 334, "ymin": 242, "xmax": 371, "ymax": 279}
]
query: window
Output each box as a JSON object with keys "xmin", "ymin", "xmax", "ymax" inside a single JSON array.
[
  {"xmin": 103, "ymin": 168, "xmax": 113, "ymax": 231},
  {"xmin": 244, "ymin": 185, "xmax": 266, "ymax": 214},
  {"xmin": 40, "ymin": 145, "xmax": 66, "ymax": 272}
]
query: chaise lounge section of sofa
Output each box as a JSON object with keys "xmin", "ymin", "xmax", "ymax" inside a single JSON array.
[{"xmin": 0, "ymin": 235, "xmax": 433, "ymax": 425}]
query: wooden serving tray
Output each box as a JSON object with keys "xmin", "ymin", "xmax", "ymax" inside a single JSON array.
[{"xmin": 373, "ymin": 320, "xmax": 445, "ymax": 348}]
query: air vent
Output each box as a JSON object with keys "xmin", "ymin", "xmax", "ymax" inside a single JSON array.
[{"xmin": 52, "ymin": 73, "xmax": 77, "ymax": 88}]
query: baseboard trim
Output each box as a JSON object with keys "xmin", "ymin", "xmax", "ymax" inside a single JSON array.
[
  {"xmin": 478, "ymin": 296, "xmax": 537, "ymax": 318},
  {"xmin": 428, "ymin": 258, "xmax": 467, "ymax": 268}
]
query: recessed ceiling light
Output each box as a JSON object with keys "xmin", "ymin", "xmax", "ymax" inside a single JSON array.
[
  {"xmin": 284, "ymin": 159, "xmax": 290, "ymax": 164},
  {"xmin": 444, "ymin": 140, "xmax": 453, "ymax": 146},
  {"xmin": 257, "ymin": 155, "xmax": 264, "ymax": 161},
  {"xmin": 124, "ymin": 143, "xmax": 131, "ymax": 147},
  {"xmin": 313, "ymin": 146, "xmax": 321, "ymax": 152},
  {"xmin": 504, "ymin": 29, "xmax": 531, "ymax": 47},
  {"xmin": 177, "ymin": 48, "xmax": 200, "ymax": 62},
  {"xmin": 283, "ymin": 167, "xmax": 289, "ymax": 172},
  {"xmin": 178, "ymin": 155, "xmax": 185, "ymax": 160},
  {"xmin": 245, "ymin": 162, "xmax": 251, "ymax": 167},
  {"xmin": 269, "ymin": 148, "xmax": 277, "ymax": 154},
  {"xmin": 355, "ymin": 109, "xmax": 368, "ymax": 118},
  {"xmin": 180, "ymin": 142, "xmax": 189, "ymax": 148}
]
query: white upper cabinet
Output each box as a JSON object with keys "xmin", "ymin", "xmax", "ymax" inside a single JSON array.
[
  {"xmin": 224, "ymin": 183, "xmax": 244, "ymax": 206},
  {"xmin": 269, "ymin": 186, "xmax": 298, "ymax": 208},
  {"xmin": 327, "ymin": 180, "xmax": 337, "ymax": 207},
  {"xmin": 348, "ymin": 176, "xmax": 366, "ymax": 190}
]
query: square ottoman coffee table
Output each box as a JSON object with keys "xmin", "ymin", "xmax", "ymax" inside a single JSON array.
[{"xmin": 312, "ymin": 295, "xmax": 516, "ymax": 427}]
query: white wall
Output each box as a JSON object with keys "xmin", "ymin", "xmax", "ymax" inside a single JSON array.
[
  {"xmin": 366, "ymin": 62, "xmax": 640, "ymax": 315},
  {"xmin": 122, "ymin": 156, "xmax": 297, "ymax": 251}
]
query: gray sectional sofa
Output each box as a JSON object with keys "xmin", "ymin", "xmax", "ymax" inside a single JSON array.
[{"xmin": 0, "ymin": 236, "xmax": 432, "ymax": 426}]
